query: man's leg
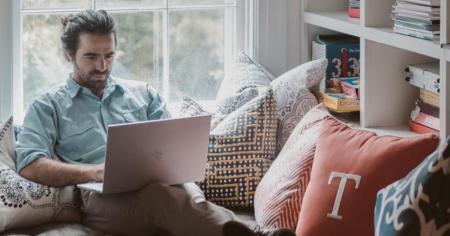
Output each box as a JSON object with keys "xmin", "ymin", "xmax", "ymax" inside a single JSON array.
[{"xmin": 81, "ymin": 183, "xmax": 237, "ymax": 236}]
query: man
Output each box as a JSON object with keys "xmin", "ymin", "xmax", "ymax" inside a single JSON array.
[{"xmin": 15, "ymin": 9, "xmax": 294, "ymax": 236}]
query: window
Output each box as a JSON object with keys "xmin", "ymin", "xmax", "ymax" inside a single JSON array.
[{"xmin": 13, "ymin": 0, "xmax": 251, "ymax": 121}]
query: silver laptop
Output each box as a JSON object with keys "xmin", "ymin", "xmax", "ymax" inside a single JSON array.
[{"xmin": 77, "ymin": 115, "xmax": 211, "ymax": 194}]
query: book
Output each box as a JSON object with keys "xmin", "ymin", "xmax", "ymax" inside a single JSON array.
[
  {"xmin": 410, "ymin": 110, "xmax": 440, "ymax": 130},
  {"xmin": 405, "ymin": 61, "xmax": 440, "ymax": 93},
  {"xmin": 339, "ymin": 77, "xmax": 360, "ymax": 98},
  {"xmin": 394, "ymin": 18, "xmax": 440, "ymax": 31},
  {"xmin": 395, "ymin": 1, "xmax": 440, "ymax": 12},
  {"xmin": 348, "ymin": 7, "xmax": 360, "ymax": 18},
  {"xmin": 416, "ymin": 99, "xmax": 439, "ymax": 117},
  {"xmin": 322, "ymin": 93, "xmax": 360, "ymax": 113},
  {"xmin": 312, "ymin": 34, "xmax": 360, "ymax": 92},
  {"xmin": 409, "ymin": 120, "xmax": 439, "ymax": 134},
  {"xmin": 393, "ymin": 15, "xmax": 440, "ymax": 25},
  {"xmin": 420, "ymin": 88, "xmax": 439, "ymax": 107},
  {"xmin": 393, "ymin": 26, "xmax": 439, "ymax": 40},
  {"xmin": 403, "ymin": 0, "xmax": 440, "ymax": 7}
]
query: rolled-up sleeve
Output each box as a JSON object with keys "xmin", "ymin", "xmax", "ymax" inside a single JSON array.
[
  {"xmin": 15, "ymin": 96, "xmax": 57, "ymax": 173},
  {"xmin": 146, "ymin": 84, "xmax": 171, "ymax": 120}
]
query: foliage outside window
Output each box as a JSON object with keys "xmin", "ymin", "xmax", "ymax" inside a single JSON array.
[{"xmin": 20, "ymin": 0, "xmax": 238, "ymax": 112}]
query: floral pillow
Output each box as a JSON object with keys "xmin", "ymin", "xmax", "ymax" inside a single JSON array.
[
  {"xmin": 0, "ymin": 117, "xmax": 81, "ymax": 231},
  {"xmin": 374, "ymin": 137, "xmax": 450, "ymax": 235}
]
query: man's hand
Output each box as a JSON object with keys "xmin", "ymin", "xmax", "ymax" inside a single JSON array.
[{"xmin": 87, "ymin": 163, "xmax": 104, "ymax": 182}]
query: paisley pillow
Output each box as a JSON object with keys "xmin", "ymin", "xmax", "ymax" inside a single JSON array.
[
  {"xmin": 0, "ymin": 117, "xmax": 81, "ymax": 231},
  {"xmin": 374, "ymin": 137, "xmax": 450, "ymax": 236},
  {"xmin": 271, "ymin": 59, "xmax": 327, "ymax": 153}
]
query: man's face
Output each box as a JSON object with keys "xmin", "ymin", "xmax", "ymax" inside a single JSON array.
[{"xmin": 70, "ymin": 33, "xmax": 115, "ymax": 96}]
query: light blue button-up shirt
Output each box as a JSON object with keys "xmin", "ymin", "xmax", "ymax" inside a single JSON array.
[{"xmin": 16, "ymin": 76, "xmax": 170, "ymax": 172}]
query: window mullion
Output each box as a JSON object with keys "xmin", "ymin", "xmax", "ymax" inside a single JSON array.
[{"xmin": 162, "ymin": 6, "xmax": 170, "ymax": 102}]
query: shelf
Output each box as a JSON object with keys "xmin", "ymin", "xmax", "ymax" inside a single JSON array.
[
  {"xmin": 335, "ymin": 113, "xmax": 418, "ymax": 137},
  {"xmin": 364, "ymin": 27, "xmax": 442, "ymax": 60},
  {"xmin": 303, "ymin": 11, "xmax": 361, "ymax": 37}
]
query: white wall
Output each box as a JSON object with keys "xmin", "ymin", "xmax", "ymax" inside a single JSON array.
[
  {"xmin": 257, "ymin": 0, "xmax": 303, "ymax": 77},
  {"xmin": 0, "ymin": 0, "xmax": 13, "ymax": 122}
]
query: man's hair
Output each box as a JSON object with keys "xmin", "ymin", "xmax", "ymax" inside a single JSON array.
[{"xmin": 60, "ymin": 9, "xmax": 116, "ymax": 59}]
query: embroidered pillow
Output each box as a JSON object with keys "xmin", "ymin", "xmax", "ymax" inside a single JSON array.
[
  {"xmin": 200, "ymin": 89, "xmax": 277, "ymax": 208},
  {"xmin": 178, "ymin": 96, "xmax": 225, "ymax": 130},
  {"xmin": 216, "ymin": 52, "xmax": 274, "ymax": 101},
  {"xmin": 374, "ymin": 137, "xmax": 450, "ymax": 235},
  {"xmin": 254, "ymin": 104, "xmax": 330, "ymax": 230},
  {"xmin": 270, "ymin": 59, "xmax": 327, "ymax": 154},
  {"xmin": 295, "ymin": 117, "xmax": 439, "ymax": 236},
  {"xmin": 179, "ymin": 96, "xmax": 210, "ymax": 117},
  {"xmin": 0, "ymin": 117, "xmax": 81, "ymax": 231}
]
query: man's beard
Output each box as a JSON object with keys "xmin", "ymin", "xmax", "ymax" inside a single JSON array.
[{"xmin": 74, "ymin": 62, "xmax": 110, "ymax": 94}]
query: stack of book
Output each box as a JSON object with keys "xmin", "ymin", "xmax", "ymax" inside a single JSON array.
[
  {"xmin": 405, "ymin": 61, "xmax": 440, "ymax": 134},
  {"xmin": 322, "ymin": 77, "xmax": 360, "ymax": 113},
  {"xmin": 348, "ymin": 0, "xmax": 360, "ymax": 18},
  {"xmin": 312, "ymin": 34, "xmax": 361, "ymax": 113},
  {"xmin": 391, "ymin": 0, "xmax": 440, "ymax": 41}
]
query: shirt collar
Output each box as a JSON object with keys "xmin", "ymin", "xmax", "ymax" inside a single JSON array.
[{"xmin": 66, "ymin": 74, "xmax": 124, "ymax": 98}]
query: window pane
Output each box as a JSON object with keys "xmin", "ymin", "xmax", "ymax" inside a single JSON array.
[
  {"xmin": 22, "ymin": 14, "xmax": 70, "ymax": 109},
  {"xmin": 21, "ymin": 0, "xmax": 90, "ymax": 10},
  {"xmin": 110, "ymin": 12, "xmax": 163, "ymax": 91},
  {"xmin": 96, "ymin": 0, "xmax": 165, "ymax": 9},
  {"xmin": 169, "ymin": 9, "xmax": 224, "ymax": 102},
  {"xmin": 169, "ymin": 0, "xmax": 235, "ymax": 6}
]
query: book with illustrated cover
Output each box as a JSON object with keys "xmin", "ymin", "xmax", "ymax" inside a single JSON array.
[{"xmin": 312, "ymin": 34, "xmax": 360, "ymax": 92}]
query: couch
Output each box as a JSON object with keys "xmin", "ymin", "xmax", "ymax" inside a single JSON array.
[{"xmin": 1, "ymin": 55, "xmax": 448, "ymax": 235}]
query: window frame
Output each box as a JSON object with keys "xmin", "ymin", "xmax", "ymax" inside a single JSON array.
[{"xmin": 2, "ymin": 0, "xmax": 257, "ymax": 123}]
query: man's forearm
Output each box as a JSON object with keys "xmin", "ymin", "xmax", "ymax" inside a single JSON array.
[{"xmin": 19, "ymin": 156, "xmax": 103, "ymax": 187}]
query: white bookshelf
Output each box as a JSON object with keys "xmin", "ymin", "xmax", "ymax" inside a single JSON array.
[{"xmin": 302, "ymin": 0, "xmax": 450, "ymax": 141}]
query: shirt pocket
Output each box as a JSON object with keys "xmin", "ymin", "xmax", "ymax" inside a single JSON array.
[
  {"xmin": 121, "ymin": 107, "xmax": 147, "ymax": 123},
  {"xmin": 58, "ymin": 122, "xmax": 98, "ymax": 154}
]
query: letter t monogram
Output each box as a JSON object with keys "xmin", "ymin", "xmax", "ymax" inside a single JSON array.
[{"xmin": 326, "ymin": 171, "xmax": 361, "ymax": 220}]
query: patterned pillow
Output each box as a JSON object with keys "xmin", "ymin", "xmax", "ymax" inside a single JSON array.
[
  {"xmin": 178, "ymin": 96, "xmax": 225, "ymax": 130},
  {"xmin": 295, "ymin": 117, "xmax": 439, "ymax": 236},
  {"xmin": 374, "ymin": 137, "xmax": 450, "ymax": 235},
  {"xmin": 200, "ymin": 89, "xmax": 278, "ymax": 209},
  {"xmin": 0, "ymin": 117, "xmax": 81, "ymax": 231},
  {"xmin": 270, "ymin": 59, "xmax": 327, "ymax": 153},
  {"xmin": 254, "ymin": 104, "xmax": 330, "ymax": 230},
  {"xmin": 179, "ymin": 96, "xmax": 210, "ymax": 117},
  {"xmin": 216, "ymin": 52, "xmax": 274, "ymax": 101}
]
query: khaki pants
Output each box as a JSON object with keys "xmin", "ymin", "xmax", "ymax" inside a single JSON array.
[{"xmin": 81, "ymin": 183, "xmax": 237, "ymax": 236}]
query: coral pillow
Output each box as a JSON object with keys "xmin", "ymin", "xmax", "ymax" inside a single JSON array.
[
  {"xmin": 295, "ymin": 117, "xmax": 439, "ymax": 236},
  {"xmin": 254, "ymin": 104, "xmax": 330, "ymax": 230}
]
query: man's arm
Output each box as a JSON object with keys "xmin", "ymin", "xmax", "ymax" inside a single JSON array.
[{"xmin": 19, "ymin": 155, "xmax": 104, "ymax": 187}]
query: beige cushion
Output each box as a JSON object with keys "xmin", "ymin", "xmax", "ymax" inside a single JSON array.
[{"xmin": 0, "ymin": 117, "xmax": 81, "ymax": 232}]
